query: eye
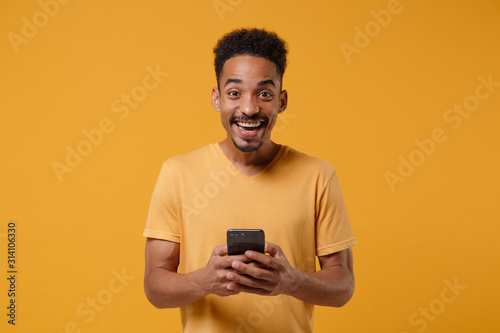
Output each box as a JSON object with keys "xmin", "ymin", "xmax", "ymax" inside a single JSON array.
[
  {"xmin": 259, "ymin": 91, "xmax": 273, "ymax": 99},
  {"xmin": 228, "ymin": 90, "xmax": 240, "ymax": 97}
]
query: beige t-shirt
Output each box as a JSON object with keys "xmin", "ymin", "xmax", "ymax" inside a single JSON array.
[{"xmin": 144, "ymin": 143, "xmax": 356, "ymax": 332}]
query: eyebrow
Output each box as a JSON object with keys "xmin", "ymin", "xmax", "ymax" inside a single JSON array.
[
  {"xmin": 257, "ymin": 79, "xmax": 275, "ymax": 87},
  {"xmin": 223, "ymin": 78, "xmax": 276, "ymax": 87},
  {"xmin": 224, "ymin": 78, "xmax": 242, "ymax": 87}
]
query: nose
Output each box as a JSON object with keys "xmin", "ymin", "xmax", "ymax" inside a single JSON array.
[{"xmin": 240, "ymin": 95, "xmax": 259, "ymax": 116}]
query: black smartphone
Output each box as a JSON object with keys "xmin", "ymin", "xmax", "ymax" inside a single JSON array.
[{"xmin": 227, "ymin": 229, "xmax": 265, "ymax": 255}]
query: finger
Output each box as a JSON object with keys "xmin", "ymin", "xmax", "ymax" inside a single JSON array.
[
  {"xmin": 212, "ymin": 244, "xmax": 228, "ymax": 256},
  {"xmin": 264, "ymin": 242, "xmax": 283, "ymax": 257},
  {"xmin": 226, "ymin": 270, "xmax": 261, "ymax": 287},
  {"xmin": 247, "ymin": 261, "xmax": 267, "ymax": 268},
  {"xmin": 228, "ymin": 254, "xmax": 254, "ymax": 262},
  {"xmin": 227, "ymin": 254, "xmax": 253, "ymax": 264},
  {"xmin": 231, "ymin": 261, "xmax": 273, "ymax": 281},
  {"xmin": 215, "ymin": 254, "xmax": 252, "ymax": 269},
  {"xmin": 221, "ymin": 285, "xmax": 241, "ymax": 296},
  {"xmin": 226, "ymin": 278, "xmax": 272, "ymax": 295},
  {"xmin": 244, "ymin": 250, "xmax": 275, "ymax": 269}
]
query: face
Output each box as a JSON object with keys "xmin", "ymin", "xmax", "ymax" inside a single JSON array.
[{"xmin": 211, "ymin": 55, "xmax": 288, "ymax": 153}]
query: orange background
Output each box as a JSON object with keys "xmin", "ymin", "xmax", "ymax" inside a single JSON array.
[{"xmin": 1, "ymin": 0, "xmax": 499, "ymax": 332}]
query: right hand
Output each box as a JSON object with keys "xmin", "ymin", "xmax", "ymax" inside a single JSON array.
[{"xmin": 197, "ymin": 244, "xmax": 252, "ymax": 297}]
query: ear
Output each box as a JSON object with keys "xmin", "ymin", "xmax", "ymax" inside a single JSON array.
[
  {"xmin": 211, "ymin": 87, "xmax": 221, "ymax": 112},
  {"xmin": 278, "ymin": 90, "xmax": 288, "ymax": 114}
]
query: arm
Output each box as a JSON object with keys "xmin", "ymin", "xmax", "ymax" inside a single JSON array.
[
  {"xmin": 144, "ymin": 238, "xmax": 250, "ymax": 308},
  {"xmin": 226, "ymin": 242, "xmax": 354, "ymax": 307},
  {"xmin": 290, "ymin": 247, "xmax": 354, "ymax": 306}
]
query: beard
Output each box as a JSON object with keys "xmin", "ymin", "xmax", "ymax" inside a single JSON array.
[{"xmin": 232, "ymin": 138, "xmax": 264, "ymax": 152}]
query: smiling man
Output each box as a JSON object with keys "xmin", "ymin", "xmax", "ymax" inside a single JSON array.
[{"xmin": 143, "ymin": 28, "xmax": 357, "ymax": 333}]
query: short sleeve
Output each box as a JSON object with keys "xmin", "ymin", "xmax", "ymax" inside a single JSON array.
[
  {"xmin": 143, "ymin": 162, "xmax": 181, "ymax": 243},
  {"xmin": 315, "ymin": 169, "xmax": 356, "ymax": 256}
]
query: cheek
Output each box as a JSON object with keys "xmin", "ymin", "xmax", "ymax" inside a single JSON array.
[{"xmin": 220, "ymin": 110, "xmax": 233, "ymax": 129}]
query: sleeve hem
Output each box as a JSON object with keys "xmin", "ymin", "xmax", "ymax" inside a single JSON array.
[
  {"xmin": 143, "ymin": 229, "xmax": 180, "ymax": 243},
  {"xmin": 316, "ymin": 237, "xmax": 357, "ymax": 257}
]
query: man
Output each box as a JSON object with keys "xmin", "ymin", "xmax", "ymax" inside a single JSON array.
[{"xmin": 143, "ymin": 28, "xmax": 356, "ymax": 332}]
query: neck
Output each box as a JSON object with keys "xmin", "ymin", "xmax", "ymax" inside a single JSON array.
[{"xmin": 218, "ymin": 138, "xmax": 281, "ymax": 176}]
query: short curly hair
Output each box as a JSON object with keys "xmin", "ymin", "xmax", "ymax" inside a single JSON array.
[{"xmin": 213, "ymin": 28, "xmax": 288, "ymax": 88}]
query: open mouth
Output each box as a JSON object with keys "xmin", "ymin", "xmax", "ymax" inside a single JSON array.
[{"xmin": 234, "ymin": 120, "xmax": 264, "ymax": 133}]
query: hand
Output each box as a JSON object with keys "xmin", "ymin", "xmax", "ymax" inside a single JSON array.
[
  {"xmin": 197, "ymin": 244, "xmax": 252, "ymax": 297},
  {"xmin": 225, "ymin": 242, "xmax": 299, "ymax": 296}
]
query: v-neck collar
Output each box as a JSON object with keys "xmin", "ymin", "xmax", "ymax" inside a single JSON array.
[{"xmin": 212, "ymin": 143, "xmax": 286, "ymax": 182}]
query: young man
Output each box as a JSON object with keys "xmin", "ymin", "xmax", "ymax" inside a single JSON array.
[{"xmin": 143, "ymin": 28, "xmax": 356, "ymax": 332}]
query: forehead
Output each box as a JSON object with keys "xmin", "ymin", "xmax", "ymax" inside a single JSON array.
[{"xmin": 220, "ymin": 55, "xmax": 279, "ymax": 85}]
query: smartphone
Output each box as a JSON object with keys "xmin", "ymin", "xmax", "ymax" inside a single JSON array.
[{"xmin": 227, "ymin": 229, "xmax": 265, "ymax": 255}]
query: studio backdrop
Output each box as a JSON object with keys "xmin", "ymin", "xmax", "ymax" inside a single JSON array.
[{"xmin": 1, "ymin": 0, "xmax": 499, "ymax": 332}]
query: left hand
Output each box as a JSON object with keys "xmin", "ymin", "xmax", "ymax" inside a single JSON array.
[{"xmin": 225, "ymin": 242, "xmax": 299, "ymax": 296}]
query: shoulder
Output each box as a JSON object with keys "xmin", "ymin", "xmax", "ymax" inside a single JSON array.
[
  {"xmin": 161, "ymin": 144, "xmax": 216, "ymax": 170},
  {"xmin": 281, "ymin": 146, "xmax": 337, "ymax": 178}
]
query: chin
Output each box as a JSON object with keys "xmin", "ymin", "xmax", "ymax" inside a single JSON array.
[{"xmin": 233, "ymin": 139, "xmax": 263, "ymax": 153}]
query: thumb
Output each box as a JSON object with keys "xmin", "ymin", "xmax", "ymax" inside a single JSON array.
[
  {"xmin": 265, "ymin": 242, "xmax": 284, "ymax": 258},
  {"xmin": 213, "ymin": 244, "xmax": 228, "ymax": 256}
]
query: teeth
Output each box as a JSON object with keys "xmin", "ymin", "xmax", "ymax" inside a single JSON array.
[{"xmin": 236, "ymin": 121, "xmax": 262, "ymax": 128}]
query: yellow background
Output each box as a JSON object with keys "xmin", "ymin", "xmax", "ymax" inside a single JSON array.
[{"xmin": 1, "ymin": 0, "xmax": 499, "ymax": 332}]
